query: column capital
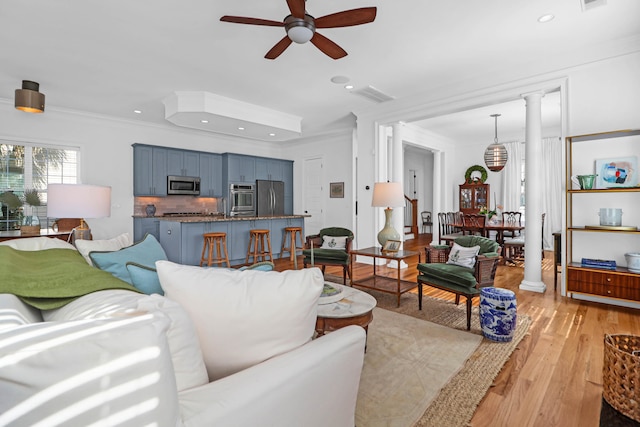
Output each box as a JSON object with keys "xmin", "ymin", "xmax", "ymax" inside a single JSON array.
[{"xmin": 520, "ymin": 90, "xmax": 546, "ymax": 100}]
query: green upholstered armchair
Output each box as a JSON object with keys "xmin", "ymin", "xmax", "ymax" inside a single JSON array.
[
  {"xmin": 417, "ymin": 235, "xmax": 501, "ymax": 330},
  {"xmin": 302, "ymin": 227, "xmax": 354, "ymax": 284}
]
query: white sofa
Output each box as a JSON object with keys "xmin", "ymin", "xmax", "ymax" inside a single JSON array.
[{"xmin": 0, "ymin": 237, "xmax": 366, "ymax": 427}]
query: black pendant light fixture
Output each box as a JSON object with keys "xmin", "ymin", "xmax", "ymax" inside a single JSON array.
[
  {"xmin": 484, "ymin": 113, "xmax": 508, "ymax": 172},
  {"xmin": 15, "ymin": 80, "xmax": 45, "ymax": 113}
]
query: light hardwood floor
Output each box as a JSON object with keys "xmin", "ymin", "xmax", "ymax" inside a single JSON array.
[{"xmin": 272, "ymin": 233, "xmax": 640, "ymax": 427}]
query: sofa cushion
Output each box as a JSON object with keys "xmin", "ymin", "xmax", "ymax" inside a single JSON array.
[
  {"xmin": 0, "ymin": 237, "xmax": 75, "ymax": 251},
  {"xmin": 0, "ymin": 313, "xmax": 180, "ymax": 426},
  {"xmin": 75, "ymin": 232, "xmax": 133, "ymax": 265},
  {"xmin": 417, "ymin": 262, "xmax": 477, "ymax": 288},
  {"xmin": 43, "ymin": 290, "xmax": 208, "ymax": 393},
  {"xmin": 446, "ymin": 242, "xmax": 480, "ymax": 268},
  {"xmin": 89, "ymin": 234, "xmax": 167, "ymax": 286},
  {"xmin": 0, "ymin": 294, "xmax": 43, "ymax": 331},
  {"xmin": 302, "ymin": 248, "xmax": 350, "ymax": 262},
  {"xmin": 156, "ymin": 261, "xmax": 324, "ymax": 381}
]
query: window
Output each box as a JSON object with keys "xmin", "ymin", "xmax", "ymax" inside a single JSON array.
[{"xmin": 0, "ymin": 142, "xmax": 79, "ymax": 230}]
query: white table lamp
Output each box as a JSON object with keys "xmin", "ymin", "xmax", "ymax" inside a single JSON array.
[
  {"xmin": 371, "ymin": 182, "xmax": 404, "ymax": 247},
  {"xmin": 47, "ymin": 184, "xmax": 111, "ymax": 241}
]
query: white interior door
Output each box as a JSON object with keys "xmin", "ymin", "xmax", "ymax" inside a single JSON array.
[{"xmin": 303, "ymin": 156, "xmax": 324, "ymax": 235}]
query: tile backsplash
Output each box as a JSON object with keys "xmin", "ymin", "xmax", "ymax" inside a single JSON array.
[{"xmin": 134, "ymin": 196, "xmax": 221, "ymax": 217}]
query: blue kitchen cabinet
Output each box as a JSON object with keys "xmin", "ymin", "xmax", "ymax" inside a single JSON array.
[
  {"xmin": 133, "ymin": 144, "xmax": 168, "ymax": 196},
  {"xmin": 167, "ymin": 149, "xmax": 199, "ymax": 177},
  {"xmin": 223, "ymin": 153, "xmax": 256, "ymax": 184},
  {"xmin": 199, "ymin": 153, "xmax": 223, "ymax": 197},
  {"xmin": 133, "ymin": 217, "xmax": 160, "ymax": 242},
  {"xmin": 255, "ymin": 158, "xmax": 286, "ymax": 181}
]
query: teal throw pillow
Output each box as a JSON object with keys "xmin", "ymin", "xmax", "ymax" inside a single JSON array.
[
  {"xmin": 89, "ymin": 234, "xmax": 167, "ymax": 285},
  {"xmin": 126, "ymin": 262, "xmax": 164, "ymax": 295}
]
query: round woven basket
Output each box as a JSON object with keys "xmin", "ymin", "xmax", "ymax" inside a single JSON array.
[{"xmin": 602, "ymin": 334, "xmax": 640, "ymax": 422}]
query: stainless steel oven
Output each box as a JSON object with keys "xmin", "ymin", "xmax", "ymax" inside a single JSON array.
[{"xmin": 229, "ymin": 184, "xmax": 255, "ymax": 216}]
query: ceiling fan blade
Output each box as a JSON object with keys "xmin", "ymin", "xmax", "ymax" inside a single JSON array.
[
  {"xmin": 310, "ymin": 33, "xmax": 347, "ymax": 60},
  {"xmin": 286, "ymin": 0, "xmax": 306, "ymax": 19},
  {"xmin": 220, "ymin": 15, "xmax": 284, "ymax": 27},
  {"xmin": 265, "ymin": 36, "xmax": 293, "ymax": 60},
  {"xmin": 315, "ymin": 7, "xmax": 377, "ymax": 28}
]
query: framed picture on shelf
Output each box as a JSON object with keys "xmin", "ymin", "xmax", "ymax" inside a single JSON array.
[
  {"xmin": 595, "ymin": 156, "xmax": 638, "ymax": 189},
  {"xmin": 330, "ymin": 182, "xmax": 344, "ymax": 198},
  {"xmin": 382, "ymin": 239, "xmax": 401, "ymax": 252}
]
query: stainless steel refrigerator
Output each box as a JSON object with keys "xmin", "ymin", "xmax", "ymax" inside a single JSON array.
[{"xmin": 255, "ymin": 180, "xmax": 285, "ymax": 216}]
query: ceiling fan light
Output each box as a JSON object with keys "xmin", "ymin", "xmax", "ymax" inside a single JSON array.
[
  {"xmin": 287, "ymin": 25, "xmax": 314, "ymax": 43},
  {"xmin": 15, "ymin": 80, "xmax": 45, "ymax": 113}
]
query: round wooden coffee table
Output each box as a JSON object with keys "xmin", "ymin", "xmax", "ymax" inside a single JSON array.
[{"xmin": 315, "ymin": 282, "xmax": 377, "ymax": 337}]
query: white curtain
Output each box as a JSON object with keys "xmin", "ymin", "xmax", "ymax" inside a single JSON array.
[
  {"xmin": 500, "ymin": 141, "xmax": 523, "ymax": 212},
  {"xmin": 541, "ymin": 137, "xmax": 563, "ymax": 250}
]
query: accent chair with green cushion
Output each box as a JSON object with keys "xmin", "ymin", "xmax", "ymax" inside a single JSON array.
[
  {"xmin": 417, "ymin": 235, "xmax": 501, "ymax": 330},
  {"xmin": 302, "ymin": 227, "xmax": 354, "ymax": 285}
]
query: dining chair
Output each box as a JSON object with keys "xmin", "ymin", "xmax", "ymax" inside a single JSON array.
[
  {"xmin": 420, "ymin": 211, "xmax": 433, "ymax": 234},
  {"xmin": 462, "ymin": 214, "xmax": 487, "ymax": 237},
  {"xmin": 438, "ymin": 212, "xmax": 464, "ymax": 246},
  {"xmin": 502, "ymin": 211, "xmax": 522, "ymax": 238},
  {"xmin": 503, "ymin": 213, "xmax": 545, "ymax": 264}
]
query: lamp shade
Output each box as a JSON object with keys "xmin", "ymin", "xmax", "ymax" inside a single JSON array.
[
  {"xmin": 371, "ymin": 182, "xmax": 404, "ymax": 208},
  {"xmin": 47, "ymin": 184, "xmax": 111, "ymax": 218},
  {"xmin": 15, "ymin": 80, "xmax": 45, "ymax": 113}
]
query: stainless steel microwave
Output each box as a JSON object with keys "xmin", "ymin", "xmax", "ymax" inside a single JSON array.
[{"xmin": 167, "ymin": 175, "xmax": 200, "ymax": 195}]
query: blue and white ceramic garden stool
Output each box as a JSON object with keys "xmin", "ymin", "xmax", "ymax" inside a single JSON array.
[{"xmin": 479, "ymin": 287, "xmax": 517, "ymax": 342}]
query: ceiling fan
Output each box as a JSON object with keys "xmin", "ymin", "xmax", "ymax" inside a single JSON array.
[{"xmin": 220, "ymin": 0, "xmax": 376, "ymax": 60}]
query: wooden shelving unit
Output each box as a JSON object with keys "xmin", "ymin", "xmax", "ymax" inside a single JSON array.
[{"xmin": 565, "ymin": 129, "xmax": 640, "ymax": 305}]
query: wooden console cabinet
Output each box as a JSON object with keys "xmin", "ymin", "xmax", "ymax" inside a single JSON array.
[{"xmin": 567, "ymin": 265, "xmax": 640, "ymax": 302}]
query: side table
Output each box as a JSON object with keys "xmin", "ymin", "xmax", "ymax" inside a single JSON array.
[
  {"xmin": 315, "ymin": 283, "xmax": 377, "ymax": 338},
  {"xmin": 349, "ymin": 247, "xmax": 421, "ymax": 307}
]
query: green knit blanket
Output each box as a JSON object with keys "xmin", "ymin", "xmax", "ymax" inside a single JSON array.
[{"xmin": 0, "ymin": 246, "xmax": 141, "ymax": 310}]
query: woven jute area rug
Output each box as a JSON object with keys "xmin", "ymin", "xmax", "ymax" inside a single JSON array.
[{"xmin": 326, "ymin": 277, "xmax": 531, "ymax": 427}]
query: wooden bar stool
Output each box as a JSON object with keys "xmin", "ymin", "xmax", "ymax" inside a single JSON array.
[
  {"xmin": 200, "ymin": 232, "xmax": 230, "ymax": 267},
  {"xmin": 245, "ymin": 229, "xmax": 273, "ymax": 264},
  {"xmin": 280, "ymin": 226, "xmax": 304, "ymax": 261}
]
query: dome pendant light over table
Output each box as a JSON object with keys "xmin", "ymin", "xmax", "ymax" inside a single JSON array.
[
  {"xmin": 15, "ymin": 80, "xmax": 45, "ymax": 113},
  {"xmin": 484, "ymin": 113, "xmax": 507, "ymax": 172}
]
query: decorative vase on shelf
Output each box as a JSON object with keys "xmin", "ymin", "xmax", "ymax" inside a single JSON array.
[{"xmin": 145, "ymin": 204, "xmax": 156, "ymax": 217}]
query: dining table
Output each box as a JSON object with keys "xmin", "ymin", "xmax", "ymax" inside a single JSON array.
[{"xmin": 451, "ymin": 220, "xmax": 525, "ymax": 245}]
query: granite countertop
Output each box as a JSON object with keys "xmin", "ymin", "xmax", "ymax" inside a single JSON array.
[{"xmin": 133, "ymin": 214, "xmax": 310, "ymax": 223}]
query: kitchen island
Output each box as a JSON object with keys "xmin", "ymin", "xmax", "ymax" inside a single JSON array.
[{"xmin": 135, "ymin": 214, "xmax": 308, "ymax": 266}]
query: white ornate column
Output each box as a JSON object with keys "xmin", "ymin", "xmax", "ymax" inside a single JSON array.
[{"xmin": 519, "ymin": 92, "xmax": 547, "ymax": 293}]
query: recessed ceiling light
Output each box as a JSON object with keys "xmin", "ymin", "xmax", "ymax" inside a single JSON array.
[
  {"xmin": 344, "ymin": 84, "xmax": 354, "ymax": 90},
  {"xmin": 238, "ymin": 127, "xmax": 245, "ymax": 130},
  {"xmin": 331, "ymin": 75, "xmax": 350, "ymax": 84},
  {"xmin": 269, "ymin": 133, "xmax": 276, "ymax": 137},
  {"xmin": 538, "ymin": 14, "xmax": 554, "ymax": 23},
  {"xmin": 133, "ymin": 110, "xmax": 142, "ymax": 114},
  {"xmin": 201, "ymin": 119, "xmax": 209, "ymax": 123}
]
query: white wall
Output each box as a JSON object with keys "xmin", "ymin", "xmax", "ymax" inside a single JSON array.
[
  {"xmin": 0, "ymin": 103, "xmax": 282, "ymax": 239},
  {"xmin": 283, "ymin": 129, "xmax": 354, "ymax": 236}
]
